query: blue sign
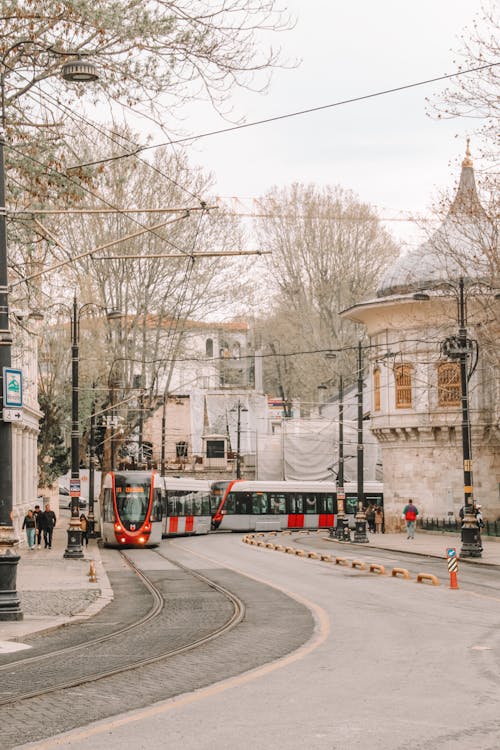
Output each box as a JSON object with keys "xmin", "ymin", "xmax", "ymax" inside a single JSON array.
[
  {"xmin": 447, "ymin": 548, "xmax": 457, "ymax": 558},
  {"xmin": 3, "ymin": 368, "xmax": 23, "ymax": 408}
]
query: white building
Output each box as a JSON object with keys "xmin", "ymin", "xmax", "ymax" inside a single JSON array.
[
  {"xmin": 342, "ymin": 146, "xmax": 500, "ymax": 530},
  {"xmin": 9, "ymin": 314, "xmax": 42, "ymax": 540}
]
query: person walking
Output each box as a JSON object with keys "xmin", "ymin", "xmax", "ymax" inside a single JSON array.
[
  {"xmin": 366, "ymin": 504, "xmax": 376, "ymax": 533},
  {"xmin": 375, "ymin": 505, "xmax": 384, "ymax": 534},
  {"xmin": 22, "ymin": 509, "xmax": 37, "ymax": 549},
  {"xmin": 41, "ymin": 503, "xmax": 57, "ymax": 549},
  {"xmin": 33, "ymin": 504, "xmax": 43, "ymax": 547},
  {"xmin": 80, "ymin": 513, "xmax": 89, "ymax": 547},
  {"xmin": 402, "ymin": 499, "xmax": 419, "ymax": 539}
]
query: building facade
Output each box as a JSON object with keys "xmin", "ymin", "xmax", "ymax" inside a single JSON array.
[{"xmin": 342, "ymin": 146, "xmax": 499, "ymax": 530}]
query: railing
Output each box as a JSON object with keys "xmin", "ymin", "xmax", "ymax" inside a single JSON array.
[{"xmin": 419, "ymin": 518, "xmax": 500, "ymax": 537}]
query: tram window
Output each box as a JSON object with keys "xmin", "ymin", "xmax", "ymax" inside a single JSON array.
[
  {"xmin": 233, "ymin": 492, "xmax": 252, "ymax": 514},
  {"xmin": 117, "ymin": 492, "xmax": 147, "ymax": 524},
  {"xmin": 252, "ymin": 492, "xmax": 267, "ymax": 514},
  {"xmin": 304, "ymin": 494, "xmax": 317, "ymax": 514},
  {"xmin": 325, "ymin": 495, "xmax": 334, "ymax": 513},
  {"xmin": 268, "ymin": 493, "xmax": 286, "ymax": 514},
  {"xmin": 201, "ymin": 494, "xmax": 211, "ymax": 514},
  {"xmin": 167, "ymin": 494, "xmax": 176, "ymax": 516},
  {"xmin": 103, "ymin": 488, "xmax": 114, "ymax": 522},
  {"xmin": 224, "ymin": 493, "xmax": 235, "ymax": 514},
  {"xmin": 151, "ymin": 489, "xmax": 162, "ymax": 522},
  {"xmin": 289, "ymin": 494, "xmax": 303, "ymax": 514},
  {"xmin": 193, "ymin": 495, "xmax": 202, "ymax": 515}
]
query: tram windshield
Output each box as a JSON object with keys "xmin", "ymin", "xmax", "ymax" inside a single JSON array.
[{"xmin": 114, "ymin": 474, "xmax": 150, "ymax": 529}]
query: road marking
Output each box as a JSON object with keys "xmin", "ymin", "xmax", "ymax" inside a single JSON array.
[{"xmin": 24, "ymin": 544, "xmax": 330, "ymax": 749}]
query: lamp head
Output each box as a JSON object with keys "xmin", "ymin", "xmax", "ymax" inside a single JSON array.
[{"xmin": 61, "ymin": 58, "xmax": 99, "ymax": 82}]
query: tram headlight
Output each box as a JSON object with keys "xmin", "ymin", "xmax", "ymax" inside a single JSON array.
[
  {"xmin": 114, "ymin": 523, "xmax": 122, "ymax": 531},
  {"xmin": 120, "ymin": 537, "xmax": 126, "ymax": 543},
  {"xmin": 139, "ymin": 536, "xmax": 145, "ymax": 544}
]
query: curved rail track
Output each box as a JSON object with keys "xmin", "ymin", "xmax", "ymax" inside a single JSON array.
[{"xmin": 0, "ymin": 549, "xmax": 245, "ymax": 707}]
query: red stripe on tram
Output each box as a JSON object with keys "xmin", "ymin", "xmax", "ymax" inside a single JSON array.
[
  {"xmin": 185, "ymin": 516, "xmax": 194, "ymax": 532},
  {"xmin": 319, "ymin": 514, "xmax": 334, "ymax": 528},
  {"xmin": 169, "ymin": 517, "xmax": 179, "ymax": 533},
  {"xmin": 288, "ymin": 514, "xmax": 304, "ymax": 529}
]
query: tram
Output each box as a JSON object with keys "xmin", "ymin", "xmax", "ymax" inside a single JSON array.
[
  {"xmin": 210, "ymin": 479, "xmax": 384, "ymax": 532},
  {"xmin": 162, "ymin": 477, "xmax": 213, "ymax": 537},
  {"xmin": 100, "ymin": 470, "xmax": 163, "ymax": 547}
]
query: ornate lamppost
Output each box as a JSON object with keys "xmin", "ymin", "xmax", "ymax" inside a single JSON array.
[{"xmin": 0, "ymin": 46, "xmax": 99, "ymax": 619}]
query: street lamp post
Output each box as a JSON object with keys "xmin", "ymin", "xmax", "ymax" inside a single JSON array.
[
  {"xmin": 64, "ymin": 298, "xmax": 122, "ymax": 559},
  {"xmin": 353, "ymin": 341, "xmax": 369, "ymax": 543},
  {"xmin": 414, "ymin": 277, "xmax": 484, "ymax": 557},
  {"xmin": 0, "ymin": 45, "xmax": 99, "ymax": 613},
  {"xmin": 335, "ymin": 376, "xmax": 350, "ymax": 542},
  {"xmin": 231, "ymin": 400, "xmax": 248, "ymax": 479}
]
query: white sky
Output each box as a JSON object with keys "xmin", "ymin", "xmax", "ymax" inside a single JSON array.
[{"xmin": 177, "ymin": 0, "xmax": 488, "ymax": 249}]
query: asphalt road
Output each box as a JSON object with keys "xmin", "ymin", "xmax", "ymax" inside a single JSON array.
[{"xmin": 16, "ymin": 533, "xmax": 500, "ymax": 750}]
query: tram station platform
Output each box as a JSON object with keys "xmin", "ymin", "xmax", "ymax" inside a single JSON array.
[{"xmin": 1, "ymin": 526, "xmax": 499, "ymax": 648}]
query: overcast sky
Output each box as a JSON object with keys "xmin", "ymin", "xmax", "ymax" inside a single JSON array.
[{"xmin": 178, "ymin": 0, "xmax": 488, "ymax": 249}]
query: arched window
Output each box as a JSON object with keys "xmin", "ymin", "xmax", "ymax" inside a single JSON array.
[
  {"xmin": 437, "ymin": 362, "xmax": 460, "ymax": 406},
  {"xmin": 394, "ymin": 364, "xmax": 412, "ymax": 408},
  {"xmin": 206, "ymin": 338, "xmax": 213, "ymax": 358},
  {"xmin": 373, "ymin": 368, "xmax": 381, "ymax": 411}
]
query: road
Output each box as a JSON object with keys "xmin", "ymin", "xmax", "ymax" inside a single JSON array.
[{"xmin": 17, "ymin": 533, "xmax": 500, "ymax": 750}]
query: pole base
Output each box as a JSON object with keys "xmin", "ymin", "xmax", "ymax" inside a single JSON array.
[
  {"xmin": 64, "ymin": 527, "xmax": 84, "ymax": 559},
  {"xmin": 0, "ymin": 547, "xmax": 23, "ymax": 621},
  {"xmin": 353, "ymin": 518, "xmax": 369, "ymax": 544},
  {"xmin": 460, "ymin": 520, "xmax": 482, "ymax": 558}
]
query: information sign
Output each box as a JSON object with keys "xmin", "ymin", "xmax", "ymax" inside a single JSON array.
[
  {"xmin": 3, "ymin": 368, "xmax": 23, "ymax": 408},
  {"xmin": 2, "ymin": 408, "xmax": 23, "ymax": 422},
  {"xmin": 70, "ymin": 479, "xmax": 81, "ymax": 498}
]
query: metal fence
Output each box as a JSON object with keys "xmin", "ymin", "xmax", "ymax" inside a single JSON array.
[{"xmin": 419, "ymin": 518, "xmax": 500, "ymax": 537}]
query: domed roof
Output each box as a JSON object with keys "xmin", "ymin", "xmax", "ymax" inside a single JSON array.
[{"xmin": 377, "ymin": 142, "xmax": 492, "ymax": 298}]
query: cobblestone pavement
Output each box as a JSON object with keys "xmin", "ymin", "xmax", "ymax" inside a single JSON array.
[
  {"xmin": 1, "ymin": 553, "xmax": 314, "ymax": 749},
  {"xmin": 19, "ymin": 590, "xmax": 100, "ymax": 617}
]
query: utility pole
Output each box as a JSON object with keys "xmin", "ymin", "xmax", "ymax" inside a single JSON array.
[{"xmin": 335, "ymin": 376, "xmax": 349, "ymax": 541}]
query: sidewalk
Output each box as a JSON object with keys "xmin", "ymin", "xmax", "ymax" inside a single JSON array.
[
  {"xmin": 326, "ymin": 529, "xmax": 500, "ymax": 566},
  {"xmin": 0, "ymin": 523, "xmax": 112, "ymax": 651}
]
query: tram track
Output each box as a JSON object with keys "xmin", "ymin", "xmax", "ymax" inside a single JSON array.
[{"xmin": 0, "ymin": 548, "xmax": 245, "ymax": 707}]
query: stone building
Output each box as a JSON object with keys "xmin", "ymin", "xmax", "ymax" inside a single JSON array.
[{"xmin": 342, "ymin": 145, "xmax": 499, "ymax": 530}]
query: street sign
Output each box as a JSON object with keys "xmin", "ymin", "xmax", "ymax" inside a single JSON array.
[
  {"xmin": 70, "ymin": 479, "xmax": 81, "ymax": 497},
  {"xmin": 2, "ymin": 408, "xmax": 23, "ymax": 422},
  {"xmin": 3, "ymin": 367, "xmax": 23, "ymax": 408},
  {"xmin": 446, "ymin": 547, "xmax": 459, "ymax": 589},
  {"xmin": 447, "ymin": 548, "xmax": 457, "ymax": 558}
]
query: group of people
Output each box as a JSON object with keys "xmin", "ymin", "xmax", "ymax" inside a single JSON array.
[
  {"xmin": 365, "ymin": 504, "xmax": 384, "ymax": 533},
  {"xmin": 22, "ymin": 504, "xmax": 90, "ymax": 549}
]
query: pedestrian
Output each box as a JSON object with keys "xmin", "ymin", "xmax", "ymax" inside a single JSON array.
[
  {"xmin": 375, "ymin": 505, "xmax": 384, "ymax": 534},
  {"xmin": 22, "ymin": 509, "xmax": 36, "ymax": 549},
  {"xmin": 41, "ymin": 503, "xmax": 57, "ymax": 549},
  {"xmin": 33, "ymin": 504, "xmax": 43, "ymax": 547},
  {"xmin": 475, "ymin": 505, "xmax": 484, "ymax": 528},
  {"xmin": 366, "ymin": 504, "xmax": 376, "ymax": 533},
  {"xmin": 80, "ymin": 513, "xmax": 89, "ymax": 547},
  {"xmin": 402, "ymin": 499, "xmax": 419, "ymax": 539}
]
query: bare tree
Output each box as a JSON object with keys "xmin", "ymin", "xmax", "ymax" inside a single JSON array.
[{"xmin": 253, "ymin": 183, "xmax": 400, "ymax": 408}]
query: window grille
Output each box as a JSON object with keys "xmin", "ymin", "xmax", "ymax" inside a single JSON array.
[
  {"xmin": 395, "ymin": 364, "xmax": 412, "ymax": 408},
  {"xmin": 437, "ymin": 362, "xmax": 461, "ymax": 406}
]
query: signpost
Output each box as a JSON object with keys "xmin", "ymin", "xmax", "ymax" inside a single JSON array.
[{"xmin": 447, "ymin": 547, "xmax": 459, "ymax": 589}]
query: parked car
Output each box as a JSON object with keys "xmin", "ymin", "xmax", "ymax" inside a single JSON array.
[{"xmin": 58, "ymin": 486, "xmax": 87, "ymax": 509}]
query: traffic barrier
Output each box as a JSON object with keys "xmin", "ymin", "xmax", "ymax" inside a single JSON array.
[
  {"xmin": 268, "ymin": 531, "xmax": 278, "ymax": 537},
  {"xmin": 335, "ymin": 557, "xmax": 349, "ymax": 566},
  {"xmin": 369, "ymin": 563, "xmax": 386, "ymax": 575},
  {"xmin": 282, "ymin": 531, "xmax": 291, "ymax": 535},
  {"xmin": 295, "ymin": 549, "xmax": 307, "ymax": 557},
  {"xmin": 308, "ymin": 552, "xmax": 320, "ymax": 559},
  {"xmin": 416, "ymin": 573, "xmax": 439, "ymax": 586},
  {"xmin": 266, "ymin": 543, "xmax": 275, "ymax": 549},
  {"xmin": 391, "ymin": 567, "xmax": 410, "ymax": 580},
  {"xmin": 274, "ymin": 545, "xmax": 285, "ymax": 551},
  {"xmin": 257, "ymin": 541, "xmax": 266, "ymax": 547},
  {"xmin": 285, "ymin": 547, "xmax": 296, "ymax": 554},
  {"xmin": 88, "ymin": 560, "xmax": 97, "ymax": 583},
  {"xmin": 320, "ymin": 554, "xmax": 334, "ymax": 562},
  {"xmin": 352, "ymin": 560, "xmax": 367, "ymax": 571}
]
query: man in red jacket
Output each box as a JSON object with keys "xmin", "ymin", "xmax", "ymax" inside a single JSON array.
[{"xmin": 402, "ymin": 499, "xmax": 419, "ymax": 539}]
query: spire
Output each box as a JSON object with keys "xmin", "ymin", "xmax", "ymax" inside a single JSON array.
[
  {"xmin": 449, "ymin": 138, "xmax": 484, "ymax": 216},
  {"xmin": 462, "ymin": 137, "xmax": 473, "ymax": 168}
]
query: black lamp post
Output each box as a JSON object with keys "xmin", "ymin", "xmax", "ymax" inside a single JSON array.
[
  {"xmin": 414, "ymin": 277, "xmax": 485, "ymax": 557},
  {"xmin": 353, "ymin": 341, "xmax": 369, "ymax": 543},
  {"xmin": 231, "ymin": 400, "xmax": 248, "ymax": 479},
  {"xmin": 65, "ymin": 297, "xmax": 122, "ymax": 559},
  {"xmin": 0, "ymin": 45, "xmax": 99, "ymax": 618}
]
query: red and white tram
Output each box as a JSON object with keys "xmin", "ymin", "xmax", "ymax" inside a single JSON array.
[
  {"xmin": 100, "ymin": 470, "xmax": 163, "ymax": 547},
  {"xmin": 162, "ymin": 477, "xmax": 212, "ymax": 537},
  {"xmin": 210, "ymin": 479, "xmax": 384, "ymax": 532}
]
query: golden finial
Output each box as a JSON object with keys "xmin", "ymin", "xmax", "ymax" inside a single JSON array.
[{"xmin": 462, "ymin": 137, "xmax": 473, "ymax": 168}]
